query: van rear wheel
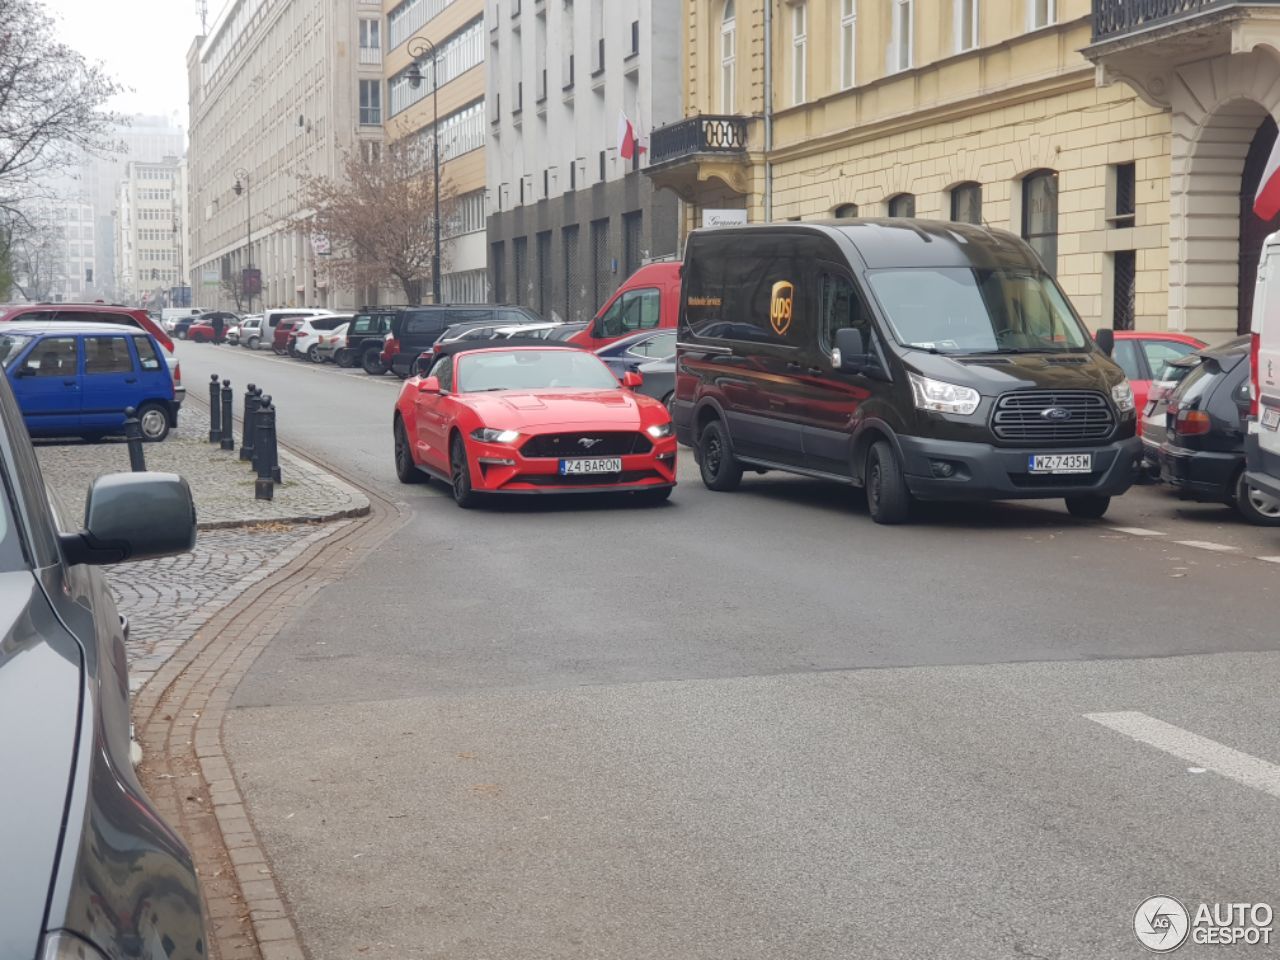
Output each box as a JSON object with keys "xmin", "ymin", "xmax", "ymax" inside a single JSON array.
[
  {"xmin": 698, "ymin": 420, "xmax": 742, "ymax": 491},
  {"xmin": 1065, "ymin": 495, "xmax": 1111, "ymax": 519},
  {"xmin": 866, "ymin": 441, "xmax": 912, "ymax": 524},
  {"xmin": 1234, "ymin": 470, "xmax": 1280, "ymax": 526}
]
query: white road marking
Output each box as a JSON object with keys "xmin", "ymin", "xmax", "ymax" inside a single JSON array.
[
  {"xmin": 1111, "ymin": 526, "xmax": 1166, "ymax": 537},
  {"xmin": 1086, "ymin": 711, "xmax": 1280, "ymax": 800},
  {"xmin": 1258, "ymin": 556, "xmax": 1280, "ymax": 565},
  {"xmin": 1172, "ymin": 539, "xmax": 1241, "ymax": 553}
]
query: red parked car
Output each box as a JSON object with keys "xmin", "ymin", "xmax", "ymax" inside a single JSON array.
[
  {"xmin": 1102, "ymin": 330, "xmax": 1207, "ymax": 434},
  {"xmin": 273, "ymin": 319, "xmax": 304, "ymax": 355},
  {"xmin": 393, "ymin": 343, "xmax": 676, "ymax": 507},
  {"xmin": 568, "ymin": 261, "xmax": 682, "ymax": 351}
]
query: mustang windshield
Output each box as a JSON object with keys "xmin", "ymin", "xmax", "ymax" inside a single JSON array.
[
  {"xmin": 867, "ymin": 267, "xmax": 1091, "ymax": 354},
  {"xmin": 457, "ymin": 349, "xmax": 621, "ymax": 392}
]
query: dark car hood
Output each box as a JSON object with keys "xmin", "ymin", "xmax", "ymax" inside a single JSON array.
[
  {"xmin": 0, "ymin": 571, "xmax": 82, "ymax": 960},
  {"xmin": 906, "ymin": 349, "xmax": 1123, "ymax": 395}
]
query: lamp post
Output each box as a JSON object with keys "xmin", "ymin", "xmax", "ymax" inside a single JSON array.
[
  {"xmin": 232, "ymin": 168, "xmax": 253, "ymax": 312},
  {"xmin": 405, "ymin": 37, "xmax": 441, "ymax": 305}
]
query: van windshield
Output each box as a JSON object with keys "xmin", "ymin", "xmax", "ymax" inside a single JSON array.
[{"xmin": 866, "ymin": 267, "xmax": 1091, "ymax": 354}]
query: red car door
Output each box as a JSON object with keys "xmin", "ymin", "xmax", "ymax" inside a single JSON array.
[{"xmin": 414, "ymin": 355, "xmax": 456, "ymax": 471}]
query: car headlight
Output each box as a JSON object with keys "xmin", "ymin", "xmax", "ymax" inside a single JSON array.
[
  {"xmin": 1111, "ymin": 380, "xmax": 1135, "ymax": 413},
  {"xmin": 646, "ymin": 422, "xmax": 673, "ymax": 439},
  {"xmin": 908, "ymin": 373, "xmax": 981, "ymax": 416},
  {"xmin": 472, "ymin": 427, "xmax": 519, "ymax": 443}
]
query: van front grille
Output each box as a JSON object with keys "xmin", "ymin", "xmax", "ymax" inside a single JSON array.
[{"xmin": 991, "ymin": 390, "xmax": 1115, "ymax": 444}]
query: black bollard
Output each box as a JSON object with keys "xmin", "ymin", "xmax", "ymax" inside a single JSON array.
[
  {"xmin": 208, "ymin": 374, "xmax": 221, "ymax": 442},
  {"xmin": 220, "ymin": 379, "xmax": 235, "ymax": 451},
  {"xmin": 254, "ymin": 398, "xmax": 277, "ymax": 500},
  {"xmin": 123, "ymin": 407, "xmax": 146, "ymax": 472},
  {"xmin": 239, "ymin": 383, "xmax": 259, "ymax": 461},
  {"xmin": 252, "ymin": 393, "xmax": 269, "ymax": 476}
]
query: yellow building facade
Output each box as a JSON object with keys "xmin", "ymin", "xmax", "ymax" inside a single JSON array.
[{"xmin": 650, "ymin": 0, "xmax": 1280, "ymax": 343}]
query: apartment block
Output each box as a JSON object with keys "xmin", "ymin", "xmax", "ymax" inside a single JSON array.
[
  {"xmin": 487, "ymin": 0, "xmax": 682, "ymax": 322},
  {"xmin": 115, "ymin": 158, "xmax": 184, "ymax": 307}
]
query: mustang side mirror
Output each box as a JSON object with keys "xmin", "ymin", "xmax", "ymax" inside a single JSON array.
[
  {"xmin": 60, "ymin": 473, "xmax": 196, "ymax": 566},
  {"xmin": 1096, "ymin": 328, "xmax": 1115, "ymax": 358},
  {"xmin": 418, "ymin": 375, "xmax": 441, "ymax": 394},
  {"xmin": 832, "ymin": 328, "xmax": 872, "ymax": 374},
  {"xmin": 622, "ymin": 370, "xmax": 643, "ymax": 388}
]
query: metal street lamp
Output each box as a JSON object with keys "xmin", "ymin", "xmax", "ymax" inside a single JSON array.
[
  {"xmin": 405, "ymin": 36, "xmax": 441, "ymax": 305},
  {"xmin": 232, "ymin": 167, "xmax": 254, "ymax": 312}
]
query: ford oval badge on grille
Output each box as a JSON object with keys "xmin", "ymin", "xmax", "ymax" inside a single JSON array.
[{"xmin": 1041, "ymin": 406, "xmax": 1073, "ymax": 422}]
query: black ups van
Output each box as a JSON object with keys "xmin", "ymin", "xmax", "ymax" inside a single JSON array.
[{"xmin": 673, "ymin": 220, "xmax": 1141, "ymax": 523}]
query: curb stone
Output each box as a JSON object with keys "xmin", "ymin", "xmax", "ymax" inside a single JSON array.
[{"xmin": 132, "ymin": 437, "xmax": 408, "ymax": 960}]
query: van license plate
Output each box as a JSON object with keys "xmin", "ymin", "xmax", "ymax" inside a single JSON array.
[
  {"xmin": 1263, "ymin": 407, "xmax": 1280, "ymax": 431},
  {"xmin": 560, "ymin": 458, "xmax": 622, "ymax": 475},
  {"xmin": 1028, "ymin": 454, "xmax": 1092, "ymax": 474}
]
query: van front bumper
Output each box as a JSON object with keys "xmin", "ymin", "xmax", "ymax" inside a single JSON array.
[{"xmin": 898, "ymin": 435, "xmax": 1141, "ymax": 501}]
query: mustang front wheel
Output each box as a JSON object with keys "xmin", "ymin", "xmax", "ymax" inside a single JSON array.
[
  {"xmin": 394, "ymin": 418, "xmax": 424, "ymax": 484},
  {"xmin": 450, "ymin": 435, "xmax": 480, "ymax": 508}
]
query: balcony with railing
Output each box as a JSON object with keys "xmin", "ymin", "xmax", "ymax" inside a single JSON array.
[
  {"xmin": 359, "ymin": 45, "xmax": 382, "ymax": 65},
  {"xmin": 1086, "ymin": 0, "xmax": 1280, "ymax": 74},
  {"xmin": 1093, "ymin": 0, "xmax": 1280, "ymax": 41},
  {"xmin": 644, "ymin": 115, "xmax": 754, "ymax": 205}
]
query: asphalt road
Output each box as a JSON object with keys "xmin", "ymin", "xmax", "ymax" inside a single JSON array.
[{"xmin": 178, "ymin": 342, "xmax": 1280, "ymax": 959}]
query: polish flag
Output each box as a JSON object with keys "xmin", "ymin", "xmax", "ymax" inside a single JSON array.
[
  {"xmin": 1255, "ymin": 132, "xmax": 1280, "ymax": 220},
  {"xmin": 618, "ymin": 111, "xmax": 646, "ymax": 160}
]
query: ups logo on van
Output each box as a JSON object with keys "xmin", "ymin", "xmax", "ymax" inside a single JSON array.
[{"xmin": 770, "ymin": 281, "xmax": 795, "ymax": 336}]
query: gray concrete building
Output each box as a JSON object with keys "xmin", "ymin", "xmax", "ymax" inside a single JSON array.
[{"xmin": 486, "ymin": 0, "xmax": 681, "ymax": 322}]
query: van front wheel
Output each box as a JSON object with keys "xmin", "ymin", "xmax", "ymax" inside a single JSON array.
[
  {"xmin": 698, "ymin": 420, "xmax": 742, "ymax": 491},
  {"xmin": 1065, "ymin": 495, "xmax": 1111, "ymax": 519},
  {"xmin": 866, "ymin": 441, "xmax": 912, "ymax": 524}
]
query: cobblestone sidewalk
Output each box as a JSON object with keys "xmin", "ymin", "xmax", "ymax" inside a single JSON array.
[
  {"xmin": 34, "ymin": 413, "xmax": 367, "ymax": 690},
  {"xmin": 35, "ymin": 411, "xmax": 368, "ymax": 528}
]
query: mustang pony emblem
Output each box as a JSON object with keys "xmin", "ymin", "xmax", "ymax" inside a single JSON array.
[
  {"xmin": 578, "ymin": 437, "xmax": 603, "ymax": 449},
  {"xmin": 770, "ymin": 281, "xmax": 795, "ymax": 336}
]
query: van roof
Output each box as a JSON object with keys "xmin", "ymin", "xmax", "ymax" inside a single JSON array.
[
  {"xmin": 3, "ymin": 321, "xmax": 159, "ymax": 336},
  {"xmin": 693, "ymin": 219, "xmax": 1039, "ymax": 271}
]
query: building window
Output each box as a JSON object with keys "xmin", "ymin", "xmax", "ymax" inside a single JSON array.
[
  {"xmin": 955, "ymin": 0, "xmax": 977, "ymax": 51},
  {"xmin": 591, "ymin": 217, "xmax": 611, "ymax": 310},
  {"xmin": 359, "ymin": 18, "xmax": 381, "ymax": 63},
  {"xmin": 446, "ymin": 190, "xmax": 486, "ymax": 237},
  {"xmin": 1022, "ymin": 169, "xmax": 1058, "ymax": 276},
  {"xmin": 388, "ymin": 18, "xmax": 485, "ymax": 117},
  {"xmin": 1029, "ymin": 0, "xmax": 1054, "ymax": 29},
  {"xmin": 890, "ymin": 0, "xmax": 912, "ymax": 73},
  {"xmin": 623, "ymin": 210, "xmax": 643, "ymax": 278},
  {"xmin": 536, "ymin": 230, "xmax": 552, "ymax": 316},
  {"xmin": 563, "ymin": 224, "xmax": 581, "ymax": 321},
  {"xmin": 887, "ymin": 193, "xmax": 915, "ymax": 217},
  {"xmin": 721, "ymin": 0, "xmax": 736, "ymax": 113},
  {"xmin": 950, "ymin": 182, "xmax": 982, "ymax": 224},
  {"xmin": 513, "ymin": 236, "xmax": 528, "ymax": 305},
  {"xmin": 791, "ymin": 2, "xmax": 807, "ymax": 105},
  {"xmin": 1113, "ymin": 250, "xmax": 1136, "ymax": 330},
  {"xmin": 834, "ymin": 203, "xmax": 858, "ymax": 218},
  {"xmin": 491, "ymin": 241, "xmax": 505, "ymax": 301},
  {"xmin": 599, "ymin": 150, "xmax": 606, "ymax": 182},
  {"xmin": 1112, "ymin": 161, "xmax": 1136, "ymax": 227},
  {"xmin": 840, "ymin": 0, "xmax": 856, "ymax": 90},
  {"xmin": 359, "ymin": 79, "xmax": 382, "ymax": 125}
]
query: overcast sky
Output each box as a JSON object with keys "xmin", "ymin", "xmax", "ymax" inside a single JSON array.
[{"xmin": 43, "ymin": 0, "xmax": 202, "ymax": 128}]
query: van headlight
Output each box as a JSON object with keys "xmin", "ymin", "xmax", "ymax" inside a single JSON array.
[
  {"xmin": 908, "ymin": 373, "xmax": 980, "ymax": 416},
  {"xmin": 1111, "ymin": 381, "xmax": 1135, "ymax": 413}
]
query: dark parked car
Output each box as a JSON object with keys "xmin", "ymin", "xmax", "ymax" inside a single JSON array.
[
  {"xmin": 1157, "ymin": 335, "xmax": 1280, "ymax": 525},
  {"xmin": 635, "ymin": 356, "xmax": 675, "ymax": 410},
  {"xmin": 380, "ymin": 305, "xmax": 545, "ymax": 378},
  {"xmin": 0, "ymin": 365, "xmax": 204, "ymax": 960},
  {"xmin": 547, "ymin": 321, "xmax": 589, "ymax": 342},
  {"xmin": 595, "ymin": 329, "xmax": 677, "ymax": 378},
  {"xmin": 339, "ymin": 309, "xmax": 400, "ymax": 370}
]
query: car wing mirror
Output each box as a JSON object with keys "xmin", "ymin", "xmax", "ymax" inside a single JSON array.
[
  {"xmin": 419, "ymin": 375, "xmax": 441, "ymax": 394},
  {"xmin": 1096, "ymin": 328, "xmax": 1115, "ymax": 358},
  {"xmin": 414, "ymin": 353, "xmax": 434, "ymax": 377},
  {"xmin": 60, "ymin": 473, "xmax": 196, "ymax": 566},
  {"xmin": 832, "ymin": 328, "xmax": 872, "ymax": 374},
  {"xmin": 622, "ymin": 370, "xmax": 643, "ymax": 388}
]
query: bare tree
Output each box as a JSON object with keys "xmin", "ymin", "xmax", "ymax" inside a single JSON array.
[
  {"xmin": 221, "ymin": 273, "xmax": 245, "ymax": 313},
  {"xmin": 0, "ymin": 0, "xmax": 125, "ymax": 212},
  {"xmin": 302, "ymin": 141, "xmax": 453, "ymax": 305},
  {"xmin": 9, "ymin": 207, "xmax": 65, "ymax": 300}
]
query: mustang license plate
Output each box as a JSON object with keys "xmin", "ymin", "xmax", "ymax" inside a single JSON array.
[
  {"xmin": 1263, "ymin": 406, "xmax": 1280, "ymax": 431},
  {"xmin": 1028, "ymin": 454, "xmax": 1092, "ymax": 474},
  {"xmin": 559, "ymin": 457, "xmax": 622, "ymax": 475}
]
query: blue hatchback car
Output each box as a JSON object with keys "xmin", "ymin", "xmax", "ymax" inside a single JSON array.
[{"xmin": 0, "ymin": 322, "xmax": 178, "ymax": 441}]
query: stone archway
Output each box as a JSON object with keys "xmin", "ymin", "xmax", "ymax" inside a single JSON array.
[{"xmin": 1168, "ymin": 50, "xmax": 1280, "ymax": 339}]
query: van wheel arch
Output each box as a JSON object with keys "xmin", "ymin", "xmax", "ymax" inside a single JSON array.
[{"xmin": 852, "ymin": 424, "xmax": 902, "ymax": 485}]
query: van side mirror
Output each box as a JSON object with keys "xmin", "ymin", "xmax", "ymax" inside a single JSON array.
[
  {"xmin": 60, "ymin": 473, "xmax": 196, "ymax": 566},
  {"xmin": 1096, "ymin": 328, "xmax": 1115, "ymax": 358},
  {"xmin": 832, "ymin": 328, "xmax": 872, "ymax": 373}
]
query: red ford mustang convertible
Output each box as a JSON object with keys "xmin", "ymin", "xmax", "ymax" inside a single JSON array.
[{"xmin": 393, "ymin": 342, "xmax": 677, "ymax": 507}]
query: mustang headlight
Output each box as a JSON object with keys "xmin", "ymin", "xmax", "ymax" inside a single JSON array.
[
  {"xmin": 1111, "ymin": 380, "xmax": 1135, "ymax": 413},
  {"xmin": 646, "ymin": 422, "xmax": 673, "ymax": 439},
  {"xmin": 472, "ymin": 427, "xmax": 520, "ymax": 443},
  {"xmin": 908, "ymin": 373, "xmax": 981, "ymax": 416}
]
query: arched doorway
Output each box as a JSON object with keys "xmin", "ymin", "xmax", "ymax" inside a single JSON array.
[{"xmin": 1240, "ymin": 116, "xmax": 1280, "ymax": 334}]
